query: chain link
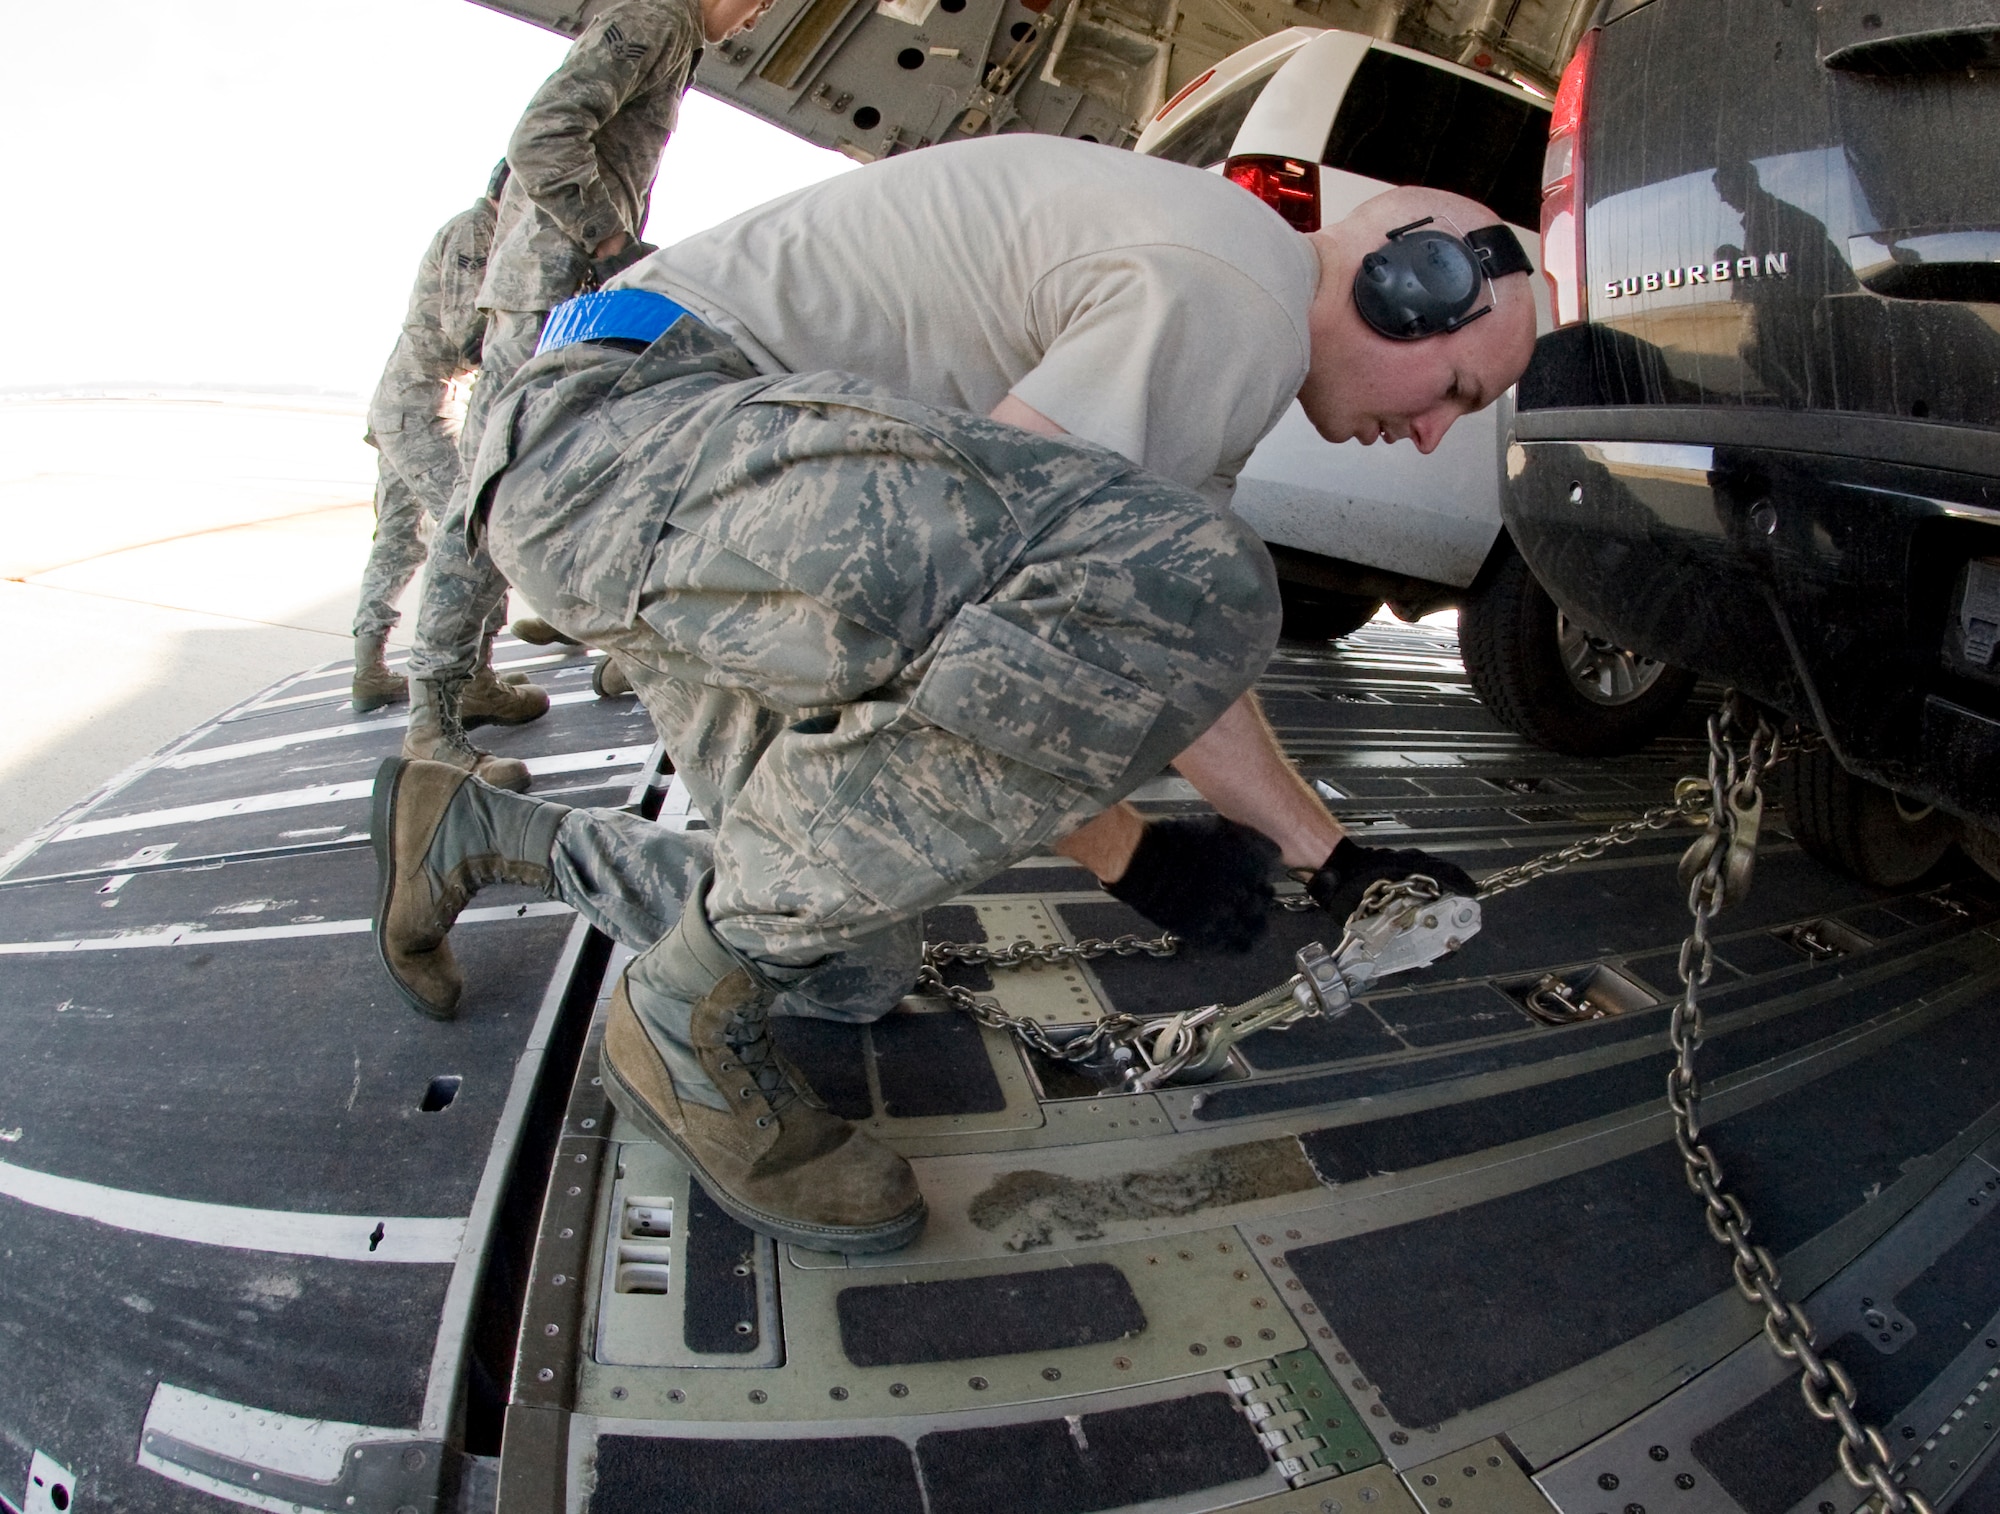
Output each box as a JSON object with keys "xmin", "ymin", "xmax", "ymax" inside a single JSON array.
[
  {"xmin": 1665, "ymin": 697, "xmax": 1925, "ymax": 1514},
  {"xmin": 1474, "ymin": 781, "xmax": 1714, "ymax": 898},
  {"xmin": 915, "ymin": 876, "xmax": 1438, "ymax": 1068},
  {"xmin": 913, "ymin": 935, "xmax": 1175, "ymax": 1065}
]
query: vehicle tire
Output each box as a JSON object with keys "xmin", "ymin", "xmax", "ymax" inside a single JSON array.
[
  {"xmin": 1459, "ymin": 544, "xmax": 1697, "ymax": 757},
  {"xmin": 1278, "ymin": 582, "xmax": 1381, "ymax": 643},
  {"xmin": 1776, "ymin": 745, "xmax": 1957, "ymax": 887}
]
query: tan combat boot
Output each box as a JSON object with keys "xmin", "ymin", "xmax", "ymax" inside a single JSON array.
[
  {"xmin": 352, "ymin": 630, "xmax": 408, "ymax": 713},
  {"xmin": 592, "ymin": 656, "xmax": 633, "ymax": 698},
  {"xmin": 602, "ymin": 902, "xmax": 925, "ymax": 1254},
  {"xmin": 370, "ymin": 756, "xmax": 568, "ymax": 1018},
  {"xmin": 460, "ymin": 665, "xmax": 550, "ymax": 727},
  {"xmin": 402, "ymin": 678, "xmax": 531, "ymax": 792},
  {"xmin": 510, "ymin": 615, "xmax": 580, "ymax": 647}
]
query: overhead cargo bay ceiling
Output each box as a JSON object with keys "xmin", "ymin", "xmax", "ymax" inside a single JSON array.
[{"xmin": 468, "ymin": 0, "xmax": 1593, "ymax": 159}]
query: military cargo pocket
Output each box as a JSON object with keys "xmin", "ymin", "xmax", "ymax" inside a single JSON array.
[
  {"xmin": 909, "ymin": 604, "xmax": 1165, "ymax": 792},
  {"xmin": 807, "ymin": 724, "xmax": 1068, "ymax": 915}
]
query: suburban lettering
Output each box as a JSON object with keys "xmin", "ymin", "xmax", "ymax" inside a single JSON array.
[{"xmin": 1603, "ymin": 252, "xmax": 1789, "ymax": 296}]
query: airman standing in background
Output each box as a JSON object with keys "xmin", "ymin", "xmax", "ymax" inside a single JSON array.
[
  {"xmin": 352, "ymin": 162, "xmax": 548, "ymax": 717},
  {"xmin": 398, "ymin": 0, "xmax": 772, "ymax": 789}
]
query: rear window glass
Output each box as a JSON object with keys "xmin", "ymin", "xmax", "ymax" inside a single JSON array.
[
  {"xmin": 1321, "ymin": 50, "xmax": 1548, "ymax": 228},
  {"xmin": 1149, "ymin": 65, "xmax": 1284, "ymax": 168}
]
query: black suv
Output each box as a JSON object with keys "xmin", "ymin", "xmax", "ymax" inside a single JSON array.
[{"xmin": 1505, "ymin": 0, "xmax": 2000, "ymax": 884}]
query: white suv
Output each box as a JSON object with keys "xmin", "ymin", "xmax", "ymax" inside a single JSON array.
[{"xmin": 1135, "ymin": 29, "xmax": 1695, "ymax": 757}]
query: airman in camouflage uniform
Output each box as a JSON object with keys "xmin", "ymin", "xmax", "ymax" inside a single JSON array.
[
  {"xmin": 400, "ymin": 0, "xmax": 711, "ymax": 787},
  {"xmin": 351, "ymin": 165, "xmax": 553, "ymax": 729},
  {"xmin": 370, "ymin": 164, "xmax": 1521, "ymax": 1254},
  {"xmin": 371, "ymin": 321, "xmax": 1281, "ymax": 1252},
  {"xmin": 349, "ymin": 179, "xmax": 496, "ymax": 714}
]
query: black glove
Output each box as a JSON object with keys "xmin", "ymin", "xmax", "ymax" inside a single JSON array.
[
  {"xmin": 1305, "ymin": 836, "xmax": 1479, "ymax": 924},
  {"xmin": 1104, "ymin": 815, "xmax": 1279, "ymax": 952},
  {"xmin": 589, "ymin": 238, "xmax": 658, "ymax": 288}
]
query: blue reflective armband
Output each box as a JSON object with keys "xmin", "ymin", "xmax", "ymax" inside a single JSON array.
[{"xmin": 535, "ymin": 289, "xmax": 691, "ymax": 356}]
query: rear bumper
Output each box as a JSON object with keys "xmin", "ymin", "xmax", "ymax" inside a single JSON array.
[{"xmin": 1502, "ymin": 414, "xmax": 2000, "ymax": 825}]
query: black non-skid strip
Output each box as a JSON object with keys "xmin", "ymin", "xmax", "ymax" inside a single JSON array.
[
  {"xmin": 835, "ymin": 1262, "xmax": 1146, "ymax": 1367},
  {"xmin": 1689, "ymin": 1376, "xmax": 1834, "ymax": 1514},
  {"xmin": 680, "ymin": 1182, "xmax": 762, "ymax": 1356},
  {"xmin": 0, "ymin": 916, "xmax": 573, "ymax": 1215},
  {"xmin": 0, "ymin": 1205, "xmax": 447, "ymax": 1438},
  {"xmin": 591, "ymin": 1434, "xmax": 923, "ymax": 1514},
  {"xmin": 871, "ymin": 1009, "xmax": 1007, "ymax": 1118},
  {"xmin": 0, "ymin": 846, "xmax": 383, "ymax": 940},
  {"xmin": 1288, "ymin": 985, "xmax": 2000, "ymax": 1427},
  {"xmin": 1301, "ymin": 958, "xmax": 1973, "ymax": 1183},
  {"xmin": 914, "ymin": 1392, "xmax": 1269, "ymax": 1514}
]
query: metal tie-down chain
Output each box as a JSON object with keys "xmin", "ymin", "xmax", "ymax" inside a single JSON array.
[
  {"xmin": 919, "ymin": 692, "xmax": 1923, "ymax": 1508},
  {"xmin": 1666, "ymin": 700, "xmax": 1925, "ymax": 1514},
  {"xmin": 917, "ymin": 737, "xmax": 1724, "ymax": 1086}
]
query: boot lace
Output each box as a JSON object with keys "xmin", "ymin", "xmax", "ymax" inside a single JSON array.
[
  {"xmin": 433, "ymin": 676, "xmax": 482, "ymax": 759},
  {"xmin": 723, "ymin": 1000, "xmax": 803, "ymax": 1119}
]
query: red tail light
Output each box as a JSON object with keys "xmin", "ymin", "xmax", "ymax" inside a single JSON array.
[
  {"xmin": 1540, "ymin": 27, "xmax": 1596, "ymax": 326},
  {"xmin": 1224, "ymin": 155, "xmax": 1321, "ymax": 234}
]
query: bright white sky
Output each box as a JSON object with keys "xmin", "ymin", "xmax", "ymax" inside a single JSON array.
[{"xmin": 0, "ymin": 0, "xmax": 855, "ymax": 398}]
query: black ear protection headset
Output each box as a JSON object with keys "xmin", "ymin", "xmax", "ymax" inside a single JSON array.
[{"xmin": 1351, "ymin": 217, "xmax": 1534, "ymax": 341}]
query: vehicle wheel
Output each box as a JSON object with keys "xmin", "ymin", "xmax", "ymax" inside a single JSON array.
[
  {"xmin": 1776, "ymin": 745, "xmax": 1957, "ymax": 887},
  {"xmin": 1459, "ymin": 545, "xmax": 1696, "ymax": 757},
  {"xmin": 1278, "ymin": 582, "xmax": 1381, "ymax": 643}
]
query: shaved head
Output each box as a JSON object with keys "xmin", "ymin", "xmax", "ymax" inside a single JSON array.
[{"xmin": 1295, "ymin": 185, "xmax": 1539, "ymax": 453}]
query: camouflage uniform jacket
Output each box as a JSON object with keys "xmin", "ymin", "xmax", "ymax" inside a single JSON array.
[
  {"xmin": 366, "ymin": 196, "xmax": 496, "ymax": 516},
  {"xmin": 480, "ymin": 0, "xmax": 704, "ymax": 313}
]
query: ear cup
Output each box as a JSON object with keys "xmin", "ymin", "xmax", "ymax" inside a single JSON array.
[{"xmin": 1352, "ymin": 228, "xmax": 1484, "ymax": 340}]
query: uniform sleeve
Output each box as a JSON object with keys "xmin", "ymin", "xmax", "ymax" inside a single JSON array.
[
  {"xmin": 506, "ymin": 0, "xmax": 701, "ymax": 251},
  {"xmin": 1011, "ymin": 245, "xmax": 1309, "ymax": 507},
  {"xmin": 367, "ymin": 225, "xmax": 469, "ymax": 515}
]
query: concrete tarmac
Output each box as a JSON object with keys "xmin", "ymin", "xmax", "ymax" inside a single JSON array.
[{"xmin": 0, "ymin": 390, "xmax": 395, "ymax": 863}]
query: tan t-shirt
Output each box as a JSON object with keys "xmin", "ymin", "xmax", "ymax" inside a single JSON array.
[{"xmin": 615, "ymin": 136, "xmax": 1318, "ymax": 506}]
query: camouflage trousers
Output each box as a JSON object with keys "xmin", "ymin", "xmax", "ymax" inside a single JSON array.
[
  {"xmin": 482, "ymin": 336, "xmax": 1281, "ymax": 998},
  {"xmin": 405, "ymin": 308, "xmax": 546, "ymax": 679},
  {"xmin": 546, "ymin": 808, "xmax": 922, "ymax": 1022},
  {"xmin": 351, "ymin": 452, "xmax": 431, "ymax": 639}
]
